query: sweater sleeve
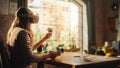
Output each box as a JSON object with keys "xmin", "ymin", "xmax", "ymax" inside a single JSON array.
[{"xmin": 17, "ymin": 30, "xmax": 41, "ymax": 64}]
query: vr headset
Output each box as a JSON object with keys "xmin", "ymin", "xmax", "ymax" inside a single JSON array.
[{"xmin": 16, "ymin": 7, "xmax": 39, "ymax": 23}]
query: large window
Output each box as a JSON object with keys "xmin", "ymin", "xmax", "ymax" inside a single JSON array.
[{"xmin": 28, "ymin": 0, "xmax": 88, "ymax": 52}]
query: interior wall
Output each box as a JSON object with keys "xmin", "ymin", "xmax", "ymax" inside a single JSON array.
[
  {"xmin": 94, "ymin": 0, "xmax": 120, "ymax": 48},
  {"xmin": 0, "ymin": 0, "xmax": 17, "ymax": 42},
  {"xmin": 94, "ymin": 0, "xmax": 106, "ymax": 48}
]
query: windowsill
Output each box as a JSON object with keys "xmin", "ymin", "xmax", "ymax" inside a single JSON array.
[{"xmin": 64, "ymin": 48, "xmax": 80, "ymax": 52}]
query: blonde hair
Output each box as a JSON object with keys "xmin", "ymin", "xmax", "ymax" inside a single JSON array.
[
  {"xmin": 7, "ymin": 7, "xmax": 32, "ymax": 44},
  {"xmin": 7, "ymin": 17, "xmax": 19, "ymax": 44}
]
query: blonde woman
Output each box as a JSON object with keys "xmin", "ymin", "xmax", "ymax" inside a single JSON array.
[{"xmin": 7, "ymin": 7, "xmax": 59, "ymax": 68}]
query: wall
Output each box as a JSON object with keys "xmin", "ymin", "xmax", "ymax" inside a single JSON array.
[
  {"xmin": 0, "ymin": 0, "xmax": 17, "ymax": 41},
  {"xmin": 94, "ymin": 0, "xmax": 120, "ymax": 48}
]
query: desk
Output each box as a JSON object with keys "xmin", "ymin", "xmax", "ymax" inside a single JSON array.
[{"xmin": 39, "ymin": 52, "xmax": 120, "ymax": 68}]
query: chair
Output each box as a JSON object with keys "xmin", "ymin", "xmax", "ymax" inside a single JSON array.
[
  {"xmin": 0, "ymin": 40, "xmax": 10, "ymax": 68},
  {"xmin": 115, "ymin": 65, "xmax": 120, "ymax": 68},
  {"xmin": 112, "ymin": 41, "xmax": 120, "ymax": 55}
]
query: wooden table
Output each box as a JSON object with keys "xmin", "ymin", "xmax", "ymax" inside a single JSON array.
[{"xmin": 39, "ymin": 52, "xmax": 120, "ymax": 68}]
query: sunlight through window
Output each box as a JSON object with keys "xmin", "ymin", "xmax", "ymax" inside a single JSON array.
[{"xmin": 28, "ymin": 0, "xmax": 87, "ymax": 52}]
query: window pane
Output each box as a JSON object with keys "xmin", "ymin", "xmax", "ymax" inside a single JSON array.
[{"xmin": 28, "ymin": 0, "xmax": 80, "ymax": 51}]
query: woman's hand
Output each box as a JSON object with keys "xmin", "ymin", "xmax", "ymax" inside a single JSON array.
[
  {"xmin": 48, "ymin": 51, "xmax": 60, "ymax": 59},
  {"xmin": 44, "ymin": 32, "xmax": 52, "ymax": 40}
]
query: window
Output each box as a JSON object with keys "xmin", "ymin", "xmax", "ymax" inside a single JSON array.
[{"xmin": 28, "ymin": 0, "xmax": 88, "ymax": 52}]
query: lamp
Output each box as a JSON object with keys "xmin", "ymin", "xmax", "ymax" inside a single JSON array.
[{"xmin": 111, "ymin": 0, "xmax": 119, "ymax": 11}]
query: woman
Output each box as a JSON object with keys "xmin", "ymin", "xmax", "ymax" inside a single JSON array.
[{"xmin": 7, "ymin": 7, "xmax": 59, "ymax": 68}]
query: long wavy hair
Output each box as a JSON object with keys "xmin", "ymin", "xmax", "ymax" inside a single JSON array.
[{"xmin": 7, "ymin": 7, "xmax": 33, "ymax": 44}]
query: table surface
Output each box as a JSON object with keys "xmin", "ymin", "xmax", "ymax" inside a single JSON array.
[{"xmin": 39, "ymin": 52, "xmax": 120, "ymax": 68}]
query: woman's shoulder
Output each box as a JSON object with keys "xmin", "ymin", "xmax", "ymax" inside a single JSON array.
[
  {"xmin": 16, "ymin": 28, "xmax": 28, "ymax": 35},
  {"xmin": 14, "ymin": 27, "xmax": 29, "ymax": 34},
  {"xmin": 16, "ymin": 27, "xmax": 32, "ymax": 38},
  {"xmin": 12, "ymin": 27, "xmax": 28, "ymax": 38}
]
